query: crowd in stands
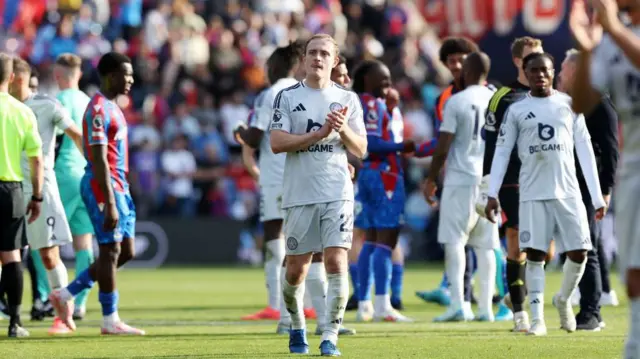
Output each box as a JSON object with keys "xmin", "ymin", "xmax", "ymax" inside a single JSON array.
[{"xmin": 1, "ymin": 0, "xmax": 452, "ymax": 229}]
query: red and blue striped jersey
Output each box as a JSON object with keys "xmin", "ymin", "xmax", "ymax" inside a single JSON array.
[
  {"xmin": 83, "ymin": 92, "xmax": 129, "ymax": 193},
  {"xmin": 361, "ymin": 93, "xmax": 403, "ymax": 175}
]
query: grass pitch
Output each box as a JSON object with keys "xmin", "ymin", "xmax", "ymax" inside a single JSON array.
[{"xmin": 1, "ymin": 265, "xmax": 628, "ymax": 358}]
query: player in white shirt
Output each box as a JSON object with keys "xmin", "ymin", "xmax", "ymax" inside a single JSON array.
[
  {"xmin": 485, "ymin": 52, "xmax": 606, "ymax": 336},
  {"xmin": 10, "ymin": 57, "xmax": 84, "ymax": 335},
  {"xmin": 568, "ymin": 0, "xmax": 640, "ymax": 354},
  {"xmin": 423, "ymin": 52, "xmax": 499, "ymax": 322},
  {"xmin": 270, "ymin": 33, "xmax": 367, "ymax": 356},
  {"xmin": 235, "ymin": 44, "xmax": 356, "ymax": 336}
]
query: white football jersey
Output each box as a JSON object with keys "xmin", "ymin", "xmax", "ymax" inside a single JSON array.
[
  {"xmin": 250, "ymin": 77, "xmax": 299, "ymax": 188},
  {"xmin": 590, "ymin": 28, "xmax": 640, "ymax": 179},
  {"xmin": 21, "ymin": 93, "xmax": 73, "ymax": 193},
  {"xmin": 441, "ymin": 85, "xmax": 495, "ymax": 186},
  {"xmin": 497, "ymin": 91, "xmax": 589, "ymax": 201},
  {"xmin": 270, "ymin": 81, "xmax": 365, "ymax": 208}
]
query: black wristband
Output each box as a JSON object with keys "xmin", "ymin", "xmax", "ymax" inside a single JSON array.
[{"xmin": 31, "ymin": 195, "xmax": 43, "ymax": 202}]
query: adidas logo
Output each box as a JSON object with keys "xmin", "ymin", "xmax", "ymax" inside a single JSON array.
[
  {"xmin": 292, "ymin": 103, "xmax": 307, "ymax": 112},
  {"xmin": 530, "ymin": 298, "xmax": 540, "ymax": 304},
  {"xmin": 525, "ymin": 112, "xmax": 536, "ymax": 120}
]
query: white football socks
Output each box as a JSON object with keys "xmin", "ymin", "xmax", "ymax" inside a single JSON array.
[
  {"xmin": 306, "ymin": 262, "xmax": 328, "ymax": 327},
  {"xmin": 264, "ymin": 239, "xmax": 285, "ymax": 309},
  {"xmin": 323, "ymin": 272, "xmax": 348, "ymax": 345},
  {"xmin": 625, "ymin": 298, "xmax": 640, "ymax": 359},
  {"xmin": 47, "ymin": 262, "xmax": 69, "ymax": 290},
  {"xmin": 474, "ymin": 248, "xmax": 496, "ymax": 316},
  {"xmin": 526, "ymin": 260, "xmax": 545, "ymax": 322},
  {"xmin": 282, "ymin": 280, "xmax": 305, "ymax": 330},
  {"xmin": 445, "ymin": 242, "xmax": 466, "ymax": 310},
  {"xmin": 279, "ymin": 268, "xmax": 291, "ymax": 324},
  {"xmin": 559, "ymin": 257, "xmax": 586, "ymax": 301}
]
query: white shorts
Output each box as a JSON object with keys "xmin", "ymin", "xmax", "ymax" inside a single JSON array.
[
  {"xmin": 260, "ymin": 185, "xmax": 283, "ymax": 222},
  {"xmin": 615, "ymin": 176, "xmax": 640, "ymax": 284},
  {"xmin": 24, "ymin": 189, "xmax": 73, "ymax": 250},
  {"xmin": 283, "ymin": 200, "xmax": 354, "ymax": 255},
  {"xmin": 438, "ymin": 185, "xmax": 500, "ymax": 250},
  {"xmin": 518, "ymin": 197, "xmax": 591, "ymax": 254}
]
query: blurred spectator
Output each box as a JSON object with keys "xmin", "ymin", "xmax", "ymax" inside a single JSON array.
[
  {"xmin": 5, "ymin": 0, "xmax": 457, "ymax": 227},
  {"xmin": 163, "ymin": 98, "xmax": 201, "ymax": 142},
  {"xmin": 161, "ymin": 133, "xmax": 197, "ymax": 217}
]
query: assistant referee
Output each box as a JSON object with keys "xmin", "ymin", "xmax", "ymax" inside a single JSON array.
[{"xmin": 0, "ymin": 53, "xmax": 44, "ymax": 338}]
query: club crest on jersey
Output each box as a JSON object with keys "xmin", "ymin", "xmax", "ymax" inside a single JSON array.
[{"xmin": 329, "ymin": 102, "xmax": 343, "ymax": 112}]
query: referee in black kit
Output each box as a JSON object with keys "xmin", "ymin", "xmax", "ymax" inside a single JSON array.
[
  {"xmin": 557, "ymin": 49, "xmax": 619, "ymax": 331},
  {"xmin": 0, "ymin": 53, "xmax": 44, "ymax": 337}
]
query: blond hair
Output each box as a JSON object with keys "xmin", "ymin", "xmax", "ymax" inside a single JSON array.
[
  {"xmin": 55, "ymin": 53, "xmax": 82, "ymax": 69},
  {"xmin": 304, "ymin": 34, "xmax": 340, "ymax": 57},
  {"xmin": 511, "ymin": 36, "xmax": 543, "ymax": 59}
]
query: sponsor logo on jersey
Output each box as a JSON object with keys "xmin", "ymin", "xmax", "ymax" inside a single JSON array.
[
  {"xmin": 529, "ymin": 143, "xmax": 566, "ymax": 154},
  {"xmin": 537, "ymin": 123, "xmax": 555, "ymax": 141},
  {"xmin": 306, "ymin": 119, "xmax": 322, "ymax": 133},
  {"xmin": 297, "ymin": 144, "xmax": 334, "ymax": 153}
]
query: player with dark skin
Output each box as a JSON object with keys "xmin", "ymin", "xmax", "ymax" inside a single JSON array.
[
  {"xmin": 89, "ymin": 61, "xmax": 136, "ymax": 294},
  {"xmin": 485, "ymin": 54, "xmax": 605, "ymax": 265},
  {"xmin": 424, "ymin": 52, "xmax": 491, "ymax": 201},
  {"xmin": 358, "ymin": 62, "xmax": 415, "ymax": 251}
]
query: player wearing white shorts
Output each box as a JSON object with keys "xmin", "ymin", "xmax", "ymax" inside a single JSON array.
[
  {"xmin": 569, "ymin": 0, "xmax": 640, "ymax": 355},
  {"xmin": 423, "ymin": 52, "xmax": 500, "ymax": 322},
  {"xmin": 9, "ymin": 57, "xmax": 83, "ymax": 335},
  {"xmin": 486, "ymin": 52, "xmax": 606, "ymax": 336},
  {"xmin": 270, "ymin": 34, "xmax": 367, "ymax": 356}
]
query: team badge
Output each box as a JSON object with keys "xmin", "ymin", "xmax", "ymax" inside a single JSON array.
[
  {"xmin": 520, "ymin": 231, "xmax": 531, "ymax": 243},
  {"xmin": 329, "ymin": 102, "xmax": 343, "ymax": 112},
  {"xmin": 92, "ymin": 115, "xmax": 104, "ymax": 129},
  {"xmin": 287, "ymin": 237, "xmax": 298, "ymax": 250}
]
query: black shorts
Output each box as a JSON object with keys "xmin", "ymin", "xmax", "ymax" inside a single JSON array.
[
  {"xmin": 499, "ymin": 186, "xmax": 519, "ymax": 229},
  {"xmin": 0, "ymin": 182, "xmax": 27, "ymax": 251}
]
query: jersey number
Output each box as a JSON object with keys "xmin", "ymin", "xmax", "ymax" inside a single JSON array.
[
  {"xmin": 471, "ymin": 105, "xmax": 481, "ymax": 140},
  {"xmin": 339, "ymin": 213, "xmax": 353, "ymax": 233}
]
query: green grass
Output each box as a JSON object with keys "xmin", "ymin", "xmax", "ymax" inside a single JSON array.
[{"xmin": 1, "ymin": 265, "xmax": 628, "ymax": 358}]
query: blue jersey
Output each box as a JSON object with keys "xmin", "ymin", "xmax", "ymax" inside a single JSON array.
[{"xmin": 355, "ymin": 93, "xmax": 406, "ymax": 230}]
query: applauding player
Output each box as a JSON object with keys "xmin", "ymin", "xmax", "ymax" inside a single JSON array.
[{"xmin": 270, "ymin": 34, "xmax": 366, "ymax": 356}]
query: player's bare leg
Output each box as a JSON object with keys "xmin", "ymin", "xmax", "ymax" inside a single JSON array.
[
  {"xmin": 371, "ymin": 229, "xmax": 412, "ymax": 322},
  {"xmin": 72, "ymin": 234, "xmax": 94, "ymax": 320},
  {"xmin": 346, "ymin": 227, "xmax": 365, "ymax": 310},
  {"xmin": 282, "ymin": 252, "xmax": 313, "ymax": 354},
  {"xmin": 390, "ymin": 244, "xmax": 404, "ymax": 310},
  {"xmin": 39, "ymin": 246, "xmax": 72, "ymax": 335},
  {"xmin": 504, "ymin": 227, "xmax": 530, "ymax": 332},
  {"xmin": 243, "ymin": 220, "xmax": 283, "ymax": 320},
  {"xmin": 356, "ymin": 229, "xmax": 376, "ymax": 322},
  {"xmin": 320, "ymin": 247, "xmax": 350, "ymax": 356}
]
